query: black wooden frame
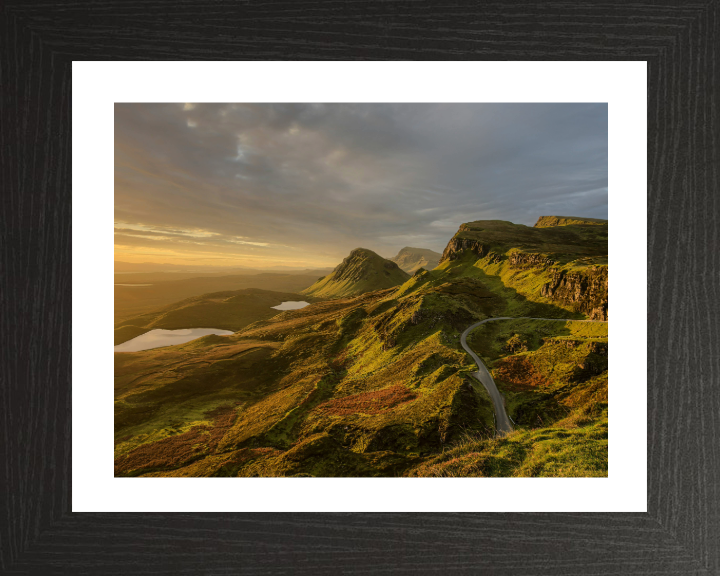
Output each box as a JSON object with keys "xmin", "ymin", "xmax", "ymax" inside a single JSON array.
[{"xmin": 2, "ymin": 2, "xmax": 718, "ymax": 574}]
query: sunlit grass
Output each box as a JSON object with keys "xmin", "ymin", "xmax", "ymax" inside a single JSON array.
[{"xmin": 114, "ymin": 222, "xmax": 608, "ymax": 477}]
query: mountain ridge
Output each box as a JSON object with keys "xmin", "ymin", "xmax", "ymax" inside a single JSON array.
[
  {"xmin": 390, "ymin": 246, "xmax": 442, "ymax": 273},
  {"xmin": 534, "ymin": 215, "xmax": 608, "ymax": 228},
  {"xmin": 114, "ymin": 216, "xmax": 609, "ymax": 478},
  {"xmin": 302, "ymin": 248, "xmax": 410, "ymax": 299}
]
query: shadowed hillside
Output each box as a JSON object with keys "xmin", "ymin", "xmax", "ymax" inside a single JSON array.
[
  {"xmin": 115, "ymin": 288, "xmax": 321, "ymax": 346},
  {"xmin": 302, "ymin": 248, "xmax": 410, "ymax": 299}
]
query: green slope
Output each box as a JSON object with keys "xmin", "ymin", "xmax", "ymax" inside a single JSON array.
[
  {"xmin": 534, "ymin": 215, "xmax": 608, "ymax": 228},
  {"xmin": 114, "ymin": 217, "xmax": 609, "ymax": 478},
  {"xmin": 302, "ymin": 248, "xmax": 410, "ymax": 299},
  {"xmin": 426, "ymin": 219, "xmax": 608, "ymax": 319}
]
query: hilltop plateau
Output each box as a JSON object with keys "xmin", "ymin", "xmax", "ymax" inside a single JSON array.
[{"xmin": 534, "ymin": 215, "xmax": 608, "ymax": 228}]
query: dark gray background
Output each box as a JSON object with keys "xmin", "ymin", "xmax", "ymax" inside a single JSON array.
[{"xmin": 1, "ymin": 1, "xmax": 718, "ymax": 574}]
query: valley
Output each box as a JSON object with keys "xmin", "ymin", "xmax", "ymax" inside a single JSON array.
[
  {"xmin": 114, "ymin": 217, "xmax": 608, "ymax": 478},
  {"xmin": 115, "ymin": 271, "xmax": 328, "ymax": 322},
  {"xmin": 114, "ymin": 288, "xmax": 322, "ymax": 346}
]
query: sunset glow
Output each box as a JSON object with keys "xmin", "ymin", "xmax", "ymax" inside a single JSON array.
[{"xmin": 115, "ymin": 103, "xmax": 607, "ymax": 270}]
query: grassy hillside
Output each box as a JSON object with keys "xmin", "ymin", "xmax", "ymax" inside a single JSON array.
[
  {"xmin": 442, "ymin": 219, "xmax": 607, "ymax": 262},
  {"xmin": 115, "ymin": 288, "xmax": 317, "ymax": 345},
  {"xmin": 114, "ymin": 217, "xmax": 608, "ymax": 477},
  {"xmin": 114, "ymin": 285, "xmax": 500, "ymax": 477},
  {"xmin": 390, "ymin": 247, "xmax": 442, "ymax": 273},
  {"xmin": 115, "ymin": 272, "xmax": 323, "ymax": 322},
  {"xmin": 114, "ymin": 289, "xmax": 607, "ymax": 477},
  {"xmin": 468, "ymin": 319, "xmax": 608, "ymax": 427},
  {"xmin": 302, "ymin": 248, "xmax": 410, "ymax": 299},
  {"xmin": 410, "ymin": 319, "xmax": 607, "ymax": 477},
  {"xmin": 534, "ymin": 215, "xmax": 608, "ymax": 228},
  {"xmin": 436, "ymin": 220, "xmax": 608, "ymax": 319}
]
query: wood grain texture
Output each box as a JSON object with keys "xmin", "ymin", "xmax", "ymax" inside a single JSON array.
[{"xmin": 1, "ymin": 1, "xmax": 718, "ymax": 574}]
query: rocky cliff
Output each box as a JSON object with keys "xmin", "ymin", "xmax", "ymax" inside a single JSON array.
[
  {"xmin": 434, "ymin": 219, "xmax": 609, "ymax": 320},
  {"xmin": 440, "ymin": 228, "xmax": 489, "ymax": 263},
  {"xmin": 508, "ymin": 251, "xmax": 556, "ymax": 269},
  {"xmin": 540, "ymin": 266, "xmax": 608, "ymax": 320}
]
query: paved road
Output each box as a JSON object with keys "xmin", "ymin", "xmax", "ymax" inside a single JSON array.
[{"xmin": 460, "ymin": 317, "xmax": 608, "ymax": 436}]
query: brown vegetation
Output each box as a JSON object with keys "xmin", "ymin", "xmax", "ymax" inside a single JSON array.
[
  {"xmin": 314, "ymin": 385, "xmax": 417, "ymax": 416},
  {"xmin": 114, "ymin": 425, "xmax": 209, "ymax": 475},
  {"xmin": 492, "ymin": 356, "xmax": 549, "ymax": 391},
  {"xmin": 115, "ymin": 404, "xmax": 238, "ymax": 476}
]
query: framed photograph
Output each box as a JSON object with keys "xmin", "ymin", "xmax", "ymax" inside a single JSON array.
[
  {"xmin": 78, "ymin": 63, "xmax": 640, "ymax": 514},
  {"xmin": 3, "ymin": 3, "xmax": 718, "ymax": 574}
]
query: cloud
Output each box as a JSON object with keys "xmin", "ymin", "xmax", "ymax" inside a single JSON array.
[{"xmin": 115, "ymin": 103, "xmax": 607, "ymax": 266}]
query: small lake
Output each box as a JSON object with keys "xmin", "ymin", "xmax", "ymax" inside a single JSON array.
[
  {"xmin": 114, "ymin": 328, "xmax": 234, "ymax": 353},
  {"xmin": 271, "ymin": 301, "xmax": 310, "ymax": 310},
  {"xmin": 115, "ymin": 284, "xmax": 153, "ymax": 286}
]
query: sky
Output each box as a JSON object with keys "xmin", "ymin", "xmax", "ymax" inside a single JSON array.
[{"xmin": 115, "ymin": 103, "xmax": 607, "ymax": 269}]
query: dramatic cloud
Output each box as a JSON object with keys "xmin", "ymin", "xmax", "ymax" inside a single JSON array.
[{"xmin": 115, "ymin": 103, "xmax": 607, "ymax": 268}]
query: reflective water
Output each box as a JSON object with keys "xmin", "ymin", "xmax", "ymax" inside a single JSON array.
[
  {"xmin": 114, "ymin": 328, "xmax": 234, "ymax": 353},
  {"xmin": 271, "ymin": 301, "xmax": 310, "ymax": 310}
]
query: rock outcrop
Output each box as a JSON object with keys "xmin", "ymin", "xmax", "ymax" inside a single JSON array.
[
  {"xmin": 508, "ymin": 251, "xmax": 556, "ymax": 269},
  {"xmin": 541, "ymin": 266, "xmax": 608, "ymax": 320},
  {"xmin": 440, "ymin": 235, "xmax": 489, "ymax": 263}
]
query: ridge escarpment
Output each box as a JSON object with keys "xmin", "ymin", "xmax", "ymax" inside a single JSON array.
[
  {"xmin": 436, "ymin": 219, "xmax": 607, "ymax": 320},
  {"xmin": 541, "ymin": 266, "xmax": 608, "ymax": 320}
]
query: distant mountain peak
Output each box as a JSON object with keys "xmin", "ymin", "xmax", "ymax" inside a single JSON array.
[
  {"xmin": 302, "ymin": 247, "xmax": 409, "ymax": 298},
  {"xmin": 390, "ymin": 246, "xmax": 442, "ymax": 273},
  {"xmin": 333, "ymin": 248, "xmax": 398, "ymax": 281}
]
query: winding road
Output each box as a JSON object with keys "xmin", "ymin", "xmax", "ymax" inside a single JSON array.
[{"xmin": 460, "ymin": 317, "xmax": 608, "ymax": 436}]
